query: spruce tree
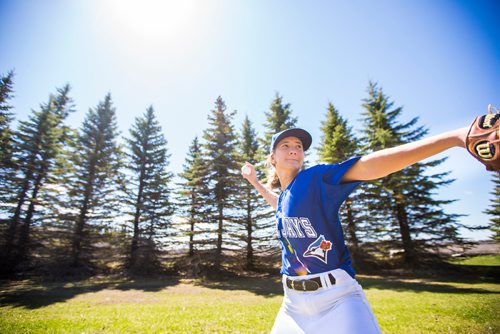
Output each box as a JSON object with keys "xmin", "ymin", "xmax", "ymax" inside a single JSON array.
[
  {"xmin": 359, "ymin": 82, "xmax": 462, "ymax": 266},
  {"xmin": 18, "ymin": 85, "xmax": 74, "ymax": 263},
  {"xmin": 0, "ymin": 70, "xmax": 15, "ymax": 169},
  {"xmin": 234, "ymin": 116, "xmax": 273, "ymax": 269},
  {"xmin": 3, "ymin": 85, "xmax": 74, "ymax": 271},
  {"xmin": 0, "ymin": 70, "xmax": 16, "ymax": 220},
  {"xmin": 124, "ymin": 106, "xmax": 173, "ymax": 272},
  {"xmin": 317, "ymin": 103, "xmax": 358, "ymax": 163},
  {"xmin": 316, "ymin": 103, "xmax": 364, "ymax": 255},
  {"xmin": 177, "ymin": 136, "xmax": 211, "ymax": 257},
  {"xmin": 202, "ymin": 96, "xmax": 240, "ymax": 269},
  {"xmin": 68, "ymin": 94, "xmax": 122, "ymax": 268},
  {"xmin": 34, "ymin": 126, "xmax": 79, "ymax": 270},
  {"xmin": 260, "ymin": 92, "xmax": 298, "ymax": 153},
  {"xmin": 485, "ymin": 173, "xmax": 500, "ymax": 243}
]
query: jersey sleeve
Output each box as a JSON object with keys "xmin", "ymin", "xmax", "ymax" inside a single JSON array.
[
  {"xmin": 321, "ymin": 156, "xmax": 362, "ymax": 185},
  {"xmin": 319, "ymin": 157, "xmax": 362, "ymax": 207}
]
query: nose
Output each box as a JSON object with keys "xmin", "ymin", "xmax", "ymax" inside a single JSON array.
[{"xmin": 289, "ymin": 148, "xmax": 297, "ymax": 155}]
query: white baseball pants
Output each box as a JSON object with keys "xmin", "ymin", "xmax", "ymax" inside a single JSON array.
[{"xmin": 271, "ymin": 269, "xmax": 382, "ymax": 334}]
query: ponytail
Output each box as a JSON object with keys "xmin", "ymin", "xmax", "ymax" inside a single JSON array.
[{"xmin": 266, "ymin": 153, "xmax": 281, "ymax": 190}]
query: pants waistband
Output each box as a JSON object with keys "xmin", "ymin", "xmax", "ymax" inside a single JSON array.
[{"xmin": 283, "ymin": 269, "xmax": 349, "ymax": 292}]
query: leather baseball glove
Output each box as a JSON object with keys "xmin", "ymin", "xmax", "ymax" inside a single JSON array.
[{"xmin": 466, "ymin": 104, "xmax": 500, "ymax": 172}]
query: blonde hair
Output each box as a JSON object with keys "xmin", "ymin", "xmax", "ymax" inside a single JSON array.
[{"xmin": 265, "ymin": 153, "xmax": 281, "ymax": 190}]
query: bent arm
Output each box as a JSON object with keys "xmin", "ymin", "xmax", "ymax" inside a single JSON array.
[
  {"xmin": 241, "ymin": 162, "xmax": 278, "ymax": 209},
  {"xmin": 341, "ymin": 127, "xmax": 468, "ymax": 182}
]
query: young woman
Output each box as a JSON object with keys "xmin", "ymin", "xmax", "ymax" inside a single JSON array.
[{"xmin": 241, "ymin": 126, "xmax": 469, "ymax": 334}]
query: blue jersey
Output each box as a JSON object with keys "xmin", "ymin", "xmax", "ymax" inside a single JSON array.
[{"xmin": 276, "ymin": 157, "xmax": 362, "ymax": 278}]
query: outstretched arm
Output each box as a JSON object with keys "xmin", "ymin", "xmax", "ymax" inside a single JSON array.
[
  {"xmin": 341, "ymin": 127, "xmax": 468, "ymax": 182},
  {"xmin": 241, "ymin": 162, "xmax": 278, "ymax": 209}
]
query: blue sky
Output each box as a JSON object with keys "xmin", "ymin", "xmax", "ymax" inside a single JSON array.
[{"xmin": 1, "ymin": 0, "xmax": 499, "ymax": 240}]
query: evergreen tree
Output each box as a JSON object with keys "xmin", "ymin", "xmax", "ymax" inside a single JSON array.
[
  {"xmin": 316, "ymin": 103, "xmax": 364, "ymax": 255},
  {"xmin": 317, "ymin": 103, "xmax": 358, "ymax": 163},
  {"xmin": 3, "ymin": 85, "xmax": 74, "ymax": 271},
  {"xmin": 260, "ymin": 92, "xmax": 298, "ymax": 153},
  {"xmin": 124, "ymin": 106, "xmax": 173, "ymax": 271},
  {"xmin": 234, "ymin": 116, "xmax": 273, "ymax": 269},
  {"xmin": 0, "ymin": 70, "xmax": 16, "ymax": 220},
  {"xmin": 68, "ymin": 94, "xmax": 122, "ymax": 268},
  {"xmin": 359, "ymin": 82, "xmax": 462, "ymax": 266},
  {"xmin": 202, "ymin": 96, "xmax": 240, "ymax": 269},
  {"xmin": 33, "ymin": 127, "xmax": 79, "ymax": 270},
  {"xmin": 177, "ymin": 136, "xmax": 211, "ymax": 257},
  {"xmin": 0, "ymin": 70, "xmax": 15, "ymax": 169},
  {"xmin": 484, "ymin": 173, "xmax": 500, "ymax": 243}
]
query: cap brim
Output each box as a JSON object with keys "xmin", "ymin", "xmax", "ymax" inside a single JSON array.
[{"xmin": 272, "ymin": 128, "xmax": 312, "ymax": 152}]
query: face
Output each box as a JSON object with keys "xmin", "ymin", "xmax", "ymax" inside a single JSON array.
[{"xmin": 272, "ymin": 136, "xmax": 305, "ymax": 173}]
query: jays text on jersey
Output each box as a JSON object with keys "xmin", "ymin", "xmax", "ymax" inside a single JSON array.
[{"xmin": 276, "ymin": 157, "xmax": 362, "ymax": 278}]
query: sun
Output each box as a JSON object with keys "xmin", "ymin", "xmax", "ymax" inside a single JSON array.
[{"xmin": 99, "ymin": 0, "xmax": 201, "ymax": 44}]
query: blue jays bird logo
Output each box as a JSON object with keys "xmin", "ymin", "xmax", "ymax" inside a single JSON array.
[{"xmin": 303, "ymin": 235, "xmax": 332, "ymax": 263}]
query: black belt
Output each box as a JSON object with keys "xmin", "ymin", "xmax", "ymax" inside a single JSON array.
[{"xmin": 286, "ymin": 273, "xmax": 336, "ymax": 291}]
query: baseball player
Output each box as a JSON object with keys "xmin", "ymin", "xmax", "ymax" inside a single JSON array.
[{"xmin": 241, "ymin": 106, "xmax": 499, "ymax": 334}]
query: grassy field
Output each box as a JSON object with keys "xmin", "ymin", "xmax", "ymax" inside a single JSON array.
[
  {"xmin": 1, "ymin": 256, "xmax": 499, "ymax": 333},
  {"xmin": 451, "ymin": 254, "xmax": 500, "ymax": 266}
]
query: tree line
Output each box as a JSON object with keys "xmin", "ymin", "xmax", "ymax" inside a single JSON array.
[{"xmin": 0, "ymin": 70, "xmax": 497, "ymax": 276}]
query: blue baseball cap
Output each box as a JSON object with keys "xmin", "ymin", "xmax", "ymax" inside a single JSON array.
[{"xmin": 270, "ymin": 128, "xmax": 312, "ymax": 153}]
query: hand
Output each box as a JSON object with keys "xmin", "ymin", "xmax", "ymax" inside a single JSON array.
[
  {"xmin": 465, "ymin": 104, "xmax": 500, "ymax": 171},
  {"xmin": 241, "ymin": 162, "xmax": 257, "ymax": 183},
  {"xmin": 240, "ymin": 161, "xmax": 278, "ymax": 209}
]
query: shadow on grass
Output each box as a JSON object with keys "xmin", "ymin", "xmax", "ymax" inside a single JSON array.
[
  {"xmin": 1, "ymin": 263, "xmax": 497, "ymax": 310},
  {"xmin": 358, "ymin": 263, "xmax": 500, "ymax": 295},
  {"xmin": 195, "ymin": 276, "xmax": 283, "ymax": 297},
  {"xmin": 358, "ymin": 276, "xmax": 499, "ymax": 294},
  {"xmin": 0, "ymin": 276, "xmax": 181, "ymax": 310},
  {"xmin": 197, "ymin": 269, "xmax": 500, "ymax": 298}
]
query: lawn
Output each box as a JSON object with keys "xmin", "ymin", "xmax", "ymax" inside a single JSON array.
[
  {"xmin": 1, "ymin": 256, "xmax": 499, "ymax": 333},
  {"xmin": 451, "ymin": 254, "xmax": 500, "ymax": 266}
]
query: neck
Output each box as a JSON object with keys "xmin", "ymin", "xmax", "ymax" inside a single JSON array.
[{"xmin": 278, "ymin": 169, "xmax": 299, "ymax": 191}]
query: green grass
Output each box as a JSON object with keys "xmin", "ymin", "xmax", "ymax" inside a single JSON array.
[
  {"xmin": 0, "ymin": 278, "xmax": 282, "ymax": 333},
  {"xmin": 361, "ymin": 276, "xmax": 499, "ymax": 334},
  {"xmin": 451, "ymin": 254, "xmax": 500, "ymax": 266},
  {"xmin": 1, "ymin": 257, "xmax": 499, "ymax": 333}
]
